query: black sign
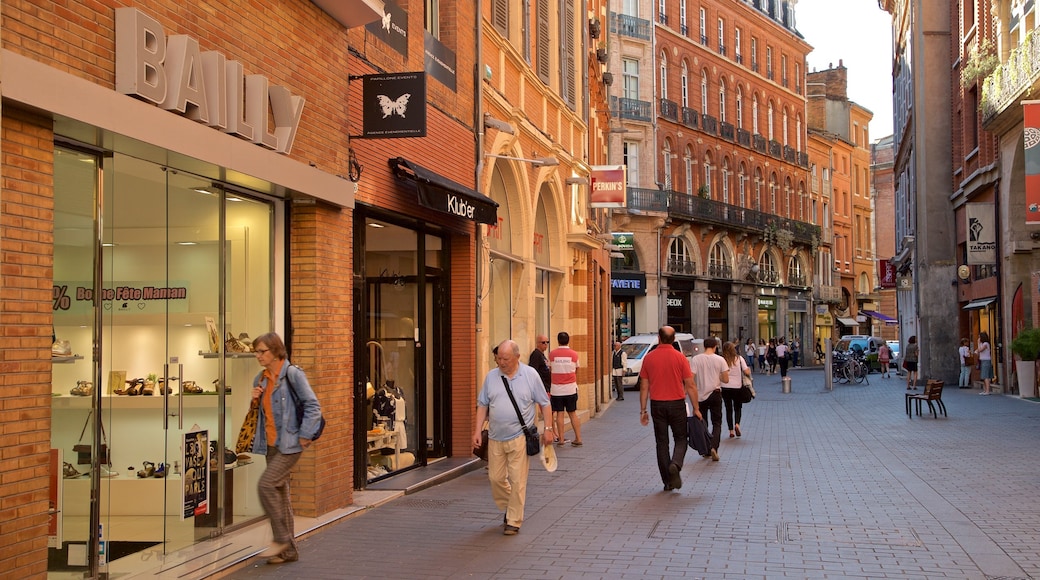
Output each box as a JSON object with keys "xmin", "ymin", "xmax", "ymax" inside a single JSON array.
[
  {"xmin": 362, "ymin": 73, "xmax": 427, "ymax": 139},
  {"xmin": 365, "ymin": 0, "xmax": 408, "ymax": 56},
  {"xmin": 424, "ymin": 31, "xmax": 457, "ymax": 91},
  {"xmin": 390, "ymin": 158, "xmax": 499, "ymax": 224},
  {"xmin": 611, "ymin": 273, "xmax": 646, "ymax": 296}
]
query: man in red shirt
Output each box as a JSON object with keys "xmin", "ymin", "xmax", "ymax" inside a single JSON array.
[
  {"xmin": 549, "ymin": 331, "xmax": 583, "ymax": 446},
  {"xmin": 638, "ymin": 326, "xmax": 699, "ymax": 491}
]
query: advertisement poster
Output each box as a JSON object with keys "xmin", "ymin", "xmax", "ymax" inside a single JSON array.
[
  {"xmin": 966, "ymin": 203, "xmax": 996, "ymax": 264},
  {"xmin": 1024, "ymin": 101, "xmax": 1040, "ymax": 224},
  {"xmin": 182, "ymin": 430, "xmax": 210, "ymax": 520}
]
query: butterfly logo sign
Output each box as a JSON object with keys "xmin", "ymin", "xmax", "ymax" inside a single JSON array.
[
  {"xmin": 377, "ymin": 94, "xmax": 411, "ymax": 119},
  {"xmin": 380, "ymin": 12, "xmax": 391, "ymax": 32}
]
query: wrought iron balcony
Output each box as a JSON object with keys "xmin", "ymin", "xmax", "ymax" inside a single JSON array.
[
  {"xmin": 658, "ymin": 13, "xmax": 668, "ymax": 25},
  {"xmin": 736, "ymin": 53, "xmax": 743, "ymax": 65},
  {"xmin": 707, "ymin": 263, "xmax": 733, "ymax": 279},
  {"xmin": 798, "ymin": 152, "xmax": 809, "ymax": 168},
  {"xmin": 737, "ymin": 128, "xmax": 751, "ymax": 147},
  {"xmin": 681, "ymin": 107, "xmax": 700, "ymax": 129},
  {"xmin": 752, "ymin": 62, "xmax": 759, "ymax": 73},
  {"xmin": 981, "ymin": 26, "xmax": 1040, "ymax": 126},
  {"xmin": 788, "ymin": 274, "xmax": 807, "ymax": 287},
  {"xmin": 610, "ymin": 95, "xmax": 652, "ymax": 122},
  {"xmin": 757, "ymin": 269, "xmax": 780, "ymax": 284},
  {"xmin": 625, "ymin": 187, "xmax": 821, "ymax": 246},
  {"xmin": 701, "ymin": 34, "xmax": 708, "ymax": 46},
  {"xmin": 767, "ymin": 70, "xmax": 774, "ymax": 81},
  {"xmin": 718, "ymin": 44, "xmax": 727, "ymax": 56},
  {"xmin": 720, "ymin": 121, "xmax": 735, "ymax": 141},
  {"xmin": 659, "ymin": 98, "xmax": 679, "ymax": 122},
  {"xmin": 680, "ymin": 23, "xmax": 688, "ymax": 36},
  {"xmin": 753, "ymin": 134, "xmax": 767, "ymax": 153},
  {"xmin": 701, "ymin": 113, "xmax": 718, "ymax": 135},
  {"xmin": 783, "ymin": 145, "xmax": 797, "ymax": 164},
  {"xmin": 665, "ymin": 258, "xmax": 698, "ymax": 276},
  {"xmin": 768, "ymin": 139, "xmax": 782, "ymax": 158},
  {"xmin": 815, "ymin": 283, "xmax": 842, "ymax": 304},
  {"xmin": 610, "ymin": 12, "xmax": 651, "ymax": 40}
]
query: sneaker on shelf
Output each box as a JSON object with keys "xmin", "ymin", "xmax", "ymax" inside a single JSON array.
[{"xmin": 100, "ymin": 465, "xmax": 119, "ymax": 478}]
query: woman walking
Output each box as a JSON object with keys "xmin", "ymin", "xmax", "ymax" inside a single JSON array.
[
  {"xmin": 977, "ymin": 332, "xmax": 993, "ymax": 395},
  {"xmin": 250, "ymin": 332, "xmax": 323, "ymax": 565},
  {"xmin": 757, "ymin": 339, "xmax": 767, "ymax": 373},
  {"xmin": 767, "ymin": 338, "xmax": 778, "ymax": 375},
  {"xmin": 720, "ymin": 341, "xmax": 751, "ymax": 439},
  {"xmin": 904, "ymin": 335, "xmax": 919, "ymax": 391},
  {"xmin": 958, "ymin": 337, "xmax": 973, "ymax": 388},
  {"xmin": 744, "ymin": 339, "xmax": 757, "ymax": 372}
]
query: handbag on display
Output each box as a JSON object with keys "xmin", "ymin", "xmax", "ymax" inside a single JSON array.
[
  {"xmin": 235, "ymin": 399, "xmax": 260, "ymax": 454},
  {"xmin": 500, "ymin": 376, "xmax": 541, "ymax": 456},
  {"xmin": 73, "ymin": 411, "xmax": 110, "ymax": 466}
]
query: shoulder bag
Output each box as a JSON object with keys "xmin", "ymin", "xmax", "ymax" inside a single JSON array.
[
  {"xmin": 235, "ymin": 399, "xmax": 260, "ymax": 454},
  {"xmin": 962, "ymin": 349, "xmax": 976, "ymax": 366},
  {"xmin": 286, "ymin": 365, "xmax": 327, "ymax": 442},
  {"xmin": 73, "ymin": 410, "xmax": 111, "ymax": 466},
  {"xmin": 501, "ymin": 375, "xmax": 541, "ymax": 456},
  {"xmin": 738, "ymin": 358, "xmax": 756, "ymax": 403}
]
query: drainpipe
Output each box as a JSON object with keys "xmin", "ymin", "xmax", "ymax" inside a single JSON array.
[{"xmin": 474, "ymin": 6, "xmax": 485, "ymax": 331}]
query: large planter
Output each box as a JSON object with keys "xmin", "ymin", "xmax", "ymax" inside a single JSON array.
[{"xmin": 1015, "ymin": 360, "xmax": 1037, "ymax": 398}]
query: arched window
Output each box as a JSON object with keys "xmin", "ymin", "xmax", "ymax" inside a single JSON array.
[
  {"xmin": 701, "ymin": 70, "xmax": 708, "ymax": 112},
  {"xmin": 752, "ymin": 94, "xmax": 759, "ymax": 134},
  {"xmin": 738, "ymin": 162, "xmax": 748, "ymax": 207},
  {"xmin": 681, "ymin": 62, "xmax": 689, "ymax": 107},
  {"xmin": 718, "ymin": 77, "xmax": 727, "ymax": 122},
  {"xmin": 709, "ymin": 243, "xmax": 732, "ymax": 278},
  {"xmin": 788, "ymin": 255, "xmax": 805, "ymax": 286},
  {"xmin": 767, "ymin": 101, "xmax": 774, "ymax": 140},
  {"xmin": 736, "ymin": 85, "xmax": 744, "ymax": 128},
  {"xmin": 721, "ymin": 158, "xmax": 730, "ymax": 204},
  {"xmin": 667, "ymin": 237, "xmax": 694, "ymax": 274},
  {"xmin": 759, "ymin": 251, "xmax": 778, "ymax": 284},
  {"xmin": 660, "ymin": 53, "xmax": 668, "ymax": 99}
]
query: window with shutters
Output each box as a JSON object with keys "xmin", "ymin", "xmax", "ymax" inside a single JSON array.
[
  {"xmin": 493, "ymin": 0, "xmax": 509, "ymax": 37},
  {"xmin": 559, "ymin": 0, "xmax": 576, "ymax": 107},
  {"xmin": 536, "ymin": 0, "xmax": 551, "ymax": 83}
]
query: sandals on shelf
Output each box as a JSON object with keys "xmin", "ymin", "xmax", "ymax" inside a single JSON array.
[
  {"xmin": 70, "ymin": 380, "xmax": 93, "ymax": 397},
  {"xmin": 116, "ymin": 378, "xmax": 144, "ymax": 396},
  {"xmin": 137, "ymin": 461, "xmax": 156, "ymax": 478},
  {"xmin": 63, "ymin": 462, "xmax": 82, "ymax": 479},
  {"xmin": 182, "ymin": 380, "xmax": 203, "ymax": 394}
]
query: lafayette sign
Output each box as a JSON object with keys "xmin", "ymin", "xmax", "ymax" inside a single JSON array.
[{"xmin": 115, "ymin": 8, "xmax": 305, "ymax": 155}]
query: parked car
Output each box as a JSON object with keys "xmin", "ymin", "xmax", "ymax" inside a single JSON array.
[
  {"xmin": 835, "ymin": 335, "xmax": 887, "ymax": 373},
  {"xmin": 619, "ymin": 333, "xmax": 703, "ymax": 390}
]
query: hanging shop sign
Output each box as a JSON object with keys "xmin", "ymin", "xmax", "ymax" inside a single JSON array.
[
  {"xmin": 757, "ymin": 296, "xmax": 776, "ymax": 310},
  {"xmin": 589, "ymin": 165, "xmax": 627, "ymax": 208},
  {"xmin": 115, "ymin": 8, "xmax": 305, "ymax": 155},
  {"xmin": 365, "ymin": 0, "xmax": 408, "ymax": 56},
  {"xmin": 424, "ymin": 31, "xmax": 457, "ymax": 91},
  {"xmin": 966, "ymin": 203, "xmax": 996, "ymax": 264},
  {"xmin": 611, "ymin": 232, "xmax": 634, "ymax": 250},
  {"xmin": 1025, "ymin": 101, "xmax": 1040, "ymax": 224},
  {"xmin": 610, "ymin": 272, "xmax": 646, "ymax": 296},
  {"xmin": 362, "ymin": 73, "xmax": 428, "ymax": 138},
  {"xmin": 878, "ymin": 259, "xmax": 896, "ymax": 289}
]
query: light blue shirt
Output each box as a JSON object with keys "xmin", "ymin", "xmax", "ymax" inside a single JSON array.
[{"xmin": 477, "ymin": 364, "xmax": 550, "ymax": 442}]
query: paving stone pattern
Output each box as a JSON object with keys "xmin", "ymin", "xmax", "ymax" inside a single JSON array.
[{"xmin": 224, "ymin": 370, "xmax": 1040, "ymax": 579}]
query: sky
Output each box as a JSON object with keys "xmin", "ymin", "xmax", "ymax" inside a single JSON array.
[{"xmin": 795, "ymin": 0, "xmax": 895, "ymax": 140}]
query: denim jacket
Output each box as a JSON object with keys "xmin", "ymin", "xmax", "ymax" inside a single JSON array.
[{"xmin": 250, "ymin": 361, "xmax": 322, "ymax": 455}]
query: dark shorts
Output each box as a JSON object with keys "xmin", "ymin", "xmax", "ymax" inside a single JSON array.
[
  {"xmin": 905, "ymin": 361, "xmax": 918, "ymax": 372},
  {"xmin": 551, "ymin": 393, "xmax": 578, "ymax": 412}
]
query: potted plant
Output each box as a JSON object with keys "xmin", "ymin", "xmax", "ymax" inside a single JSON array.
[{"xmin": 1010, "ymin": 327, "xmax": 1040, "ymax": 397}]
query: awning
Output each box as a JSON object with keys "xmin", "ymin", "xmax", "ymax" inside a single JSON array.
[
  {"xmin": 963, "ymin": 297, "xmax": 996, "ymax": 310},
  {"xmin": 389, "ymin": 157, "xmax": 499, "ymax": 224},
  {"xmin": 837, "ymin": 317, "xmax": 860, "ymax": 327},
  {"xmin": 860, "ymin": 310, "xmax": 899, "ymax": 325}
]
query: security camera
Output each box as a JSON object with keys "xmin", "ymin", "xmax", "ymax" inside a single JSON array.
[{"xmin": 1030, "ymin": 231, "xmax": 1040, "ymax": 241}]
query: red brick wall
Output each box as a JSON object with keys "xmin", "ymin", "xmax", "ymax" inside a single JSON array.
[{"xmin": 0, "ymin": 108, "xmax": 55, "ymax": 579}]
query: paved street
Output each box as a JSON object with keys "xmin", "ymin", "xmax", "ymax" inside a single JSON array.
[{"xmin": 223, "ymin": 369, "xmax": 1040, "ymax": 579}]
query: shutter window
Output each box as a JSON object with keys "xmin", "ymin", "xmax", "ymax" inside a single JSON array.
[
  {"xmin": 493, "ymin": 0, "xmax": 509, "ymax": 36},
  {"xmin": 563, "ymin": 0, "xmax": 576, "ymax": 107},
  {"xmin": 537, "ymin": 0, "xmax": 551, "ymax": 83}
]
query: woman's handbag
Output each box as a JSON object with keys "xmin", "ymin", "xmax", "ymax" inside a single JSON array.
[
  {"xmin": 500, "ymin": 376, "xmax": 541, "ymax": 456},
  {"xmin": 738, "ymin": 359, "xmax": 755, "ymax": 403},
  {"xmin": 235, "ymin": 400, "xmax": 260, "ymax": 454},
  {"xmin": 963, "ymin": 352, "xmax": 976, "ymax": 366},
  {"xmin": 73, "ymin": 411, "xmax": 110, "ymax": 466}
]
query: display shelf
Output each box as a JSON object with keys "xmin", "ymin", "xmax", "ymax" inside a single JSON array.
[
  {"xmin": 52, "ymin": 355, "xmax": 84, "ymax": 364},
  {"xmin": 52, "ymin": 394, "xmax": 231, "ymax": 410},
  {"xmin": 198, "ymin": 351, "xmax": 256, "ymax": 359}
]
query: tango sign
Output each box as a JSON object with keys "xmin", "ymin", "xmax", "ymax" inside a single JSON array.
[{"xmin": 114, "ymin": 8, "xmax": 305, "ymax": 155}]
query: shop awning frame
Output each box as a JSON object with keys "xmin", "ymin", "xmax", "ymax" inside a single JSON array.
[
  {"xmin": 837, "ymin": 317, "xmax": 860, "ymax": 327},
  {"xmin": 962, "ymin": 297, "xmax": 997, "ymax": 310},
  {"xmin": 860, "ymin": 310, "xmax": 899, "ymax": 325},
  {"xmin": 390, "ymin": 157, "xmax": 499, "ymax": 224}
]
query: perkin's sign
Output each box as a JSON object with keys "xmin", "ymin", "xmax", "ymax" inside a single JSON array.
[{"xmin": 114, "ymin": 8, "xmax": 305, "ymax": 155}]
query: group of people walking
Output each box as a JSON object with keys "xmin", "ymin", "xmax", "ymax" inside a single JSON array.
[{"xmin": 744, "ymin": 337, "xmax": 798, "ymax": 377}]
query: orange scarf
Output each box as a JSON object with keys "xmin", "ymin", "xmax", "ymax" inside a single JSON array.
[{"xmin": 262, "ymin": 360, "xmax": 285, "ymax": 447}]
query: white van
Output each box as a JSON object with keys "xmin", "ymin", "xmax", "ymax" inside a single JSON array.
[{"xmin": 619, "ymin": 333, "xmax": 703, "ymax": 389}]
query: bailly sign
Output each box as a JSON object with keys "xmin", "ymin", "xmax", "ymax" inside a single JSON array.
[
  {"xmin": 114, "ymin": 7, "xmax": 305, "ymax": 155},
  {"xmin": 590, "ymin": 165, "xmax": 627, "ymax": 208}
]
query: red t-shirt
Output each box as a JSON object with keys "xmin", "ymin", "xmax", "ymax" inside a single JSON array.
[{"xmin": 638, "ymin": 345, "xmax": 692, "ymax": 401}]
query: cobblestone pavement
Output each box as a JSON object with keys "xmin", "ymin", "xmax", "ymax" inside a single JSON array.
[{"xmin": 223, "ymin": 369, "xmax": 1040, "ymax": 579}]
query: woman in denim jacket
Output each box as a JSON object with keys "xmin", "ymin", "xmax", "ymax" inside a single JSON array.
[{"xmin": 251, "ymin": 332, "xmax": 323, "ymax": 565}]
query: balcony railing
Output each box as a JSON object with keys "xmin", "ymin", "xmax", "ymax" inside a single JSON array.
[
  {"xmin": 815, "ymin": 284, "xmax": 842, "ymax": 304},
  {"xmin": 981, "ymin": 26, "xmax": 1040, "ymax": 125},
  {"xmin": 768, "ymin": 139, "xmax": 782, "ymax": 158},
  {"xmin": 680, "ymin": 23, "xmax": 688, "ymax": 36},
  {"xmin": 611, "ymin": 95, "xmax": 652, "ymax": 122},
  {"xmin": 625, "ymin": 187, "xmax": 821, "ymax": 246},
  {"xmin": 681, "ymin": 107, "xmax": 700, "ymax": 129},
  {"xmin": 737, "ymin": 128, "xmax": 751, "ymax": 147},
  {"xmin": 707, "ymin": 263, "xmax": 733, "ymax": 279},
  {"xmin": 665, "ymin": 258, "xmax": 698, "ymax": 276},
  {"xmin": 753, "ymin": 134, "xmax": 767, "ymax": 153},
  {"xmin": 783, "ymin": 145, "xmax": 797, "ymax": 163},
  {"xmin": 700, "ymin": 34, "xmax": 708, "ymax": 45},
  {"xmin": 658, "ymin": 13, "xmax": 668, "ymax": 25},
  {"xmin": 736, "ymin": 53, "xmax": 743, "ymax": 64},
  {"xmin": 659, "ymin": 98, "xmax": 679, "ymax": 122},
  {"xmin": 767, "ymin": 70, "xmax": 774, "ymax": 81},
  {"xmin": 720, "ymin": 121, "xmax": 735, "ymax": 141},
  {"xmin": 789, "ymin": 274, "xmax": 807, "ymax": 287},
  {"xmin": 701, "ymin": 113, "xmax": 718, "ymax": 135},
  {"xmin": 610, "ymin": 12, "xmax": 651, "ymax": 40},
  {"xmin": 798, "ymin": 151, "xmax": 809, "ymax": 168},
  {"xmin": 718, "ymin": 44, "xmax": 727, "ymax": 56},
  {"xmin": 757, "ymin": 269, "xmax": 780, "ymax": 285},
  {"xmin": 752, "ymin": 62, "xmax": 759, "ymax": 73}
]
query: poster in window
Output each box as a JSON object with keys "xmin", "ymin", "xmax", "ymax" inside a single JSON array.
[{"xmin": 182, "ymin": 429, "xmax": 210, "ymax": 519}]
